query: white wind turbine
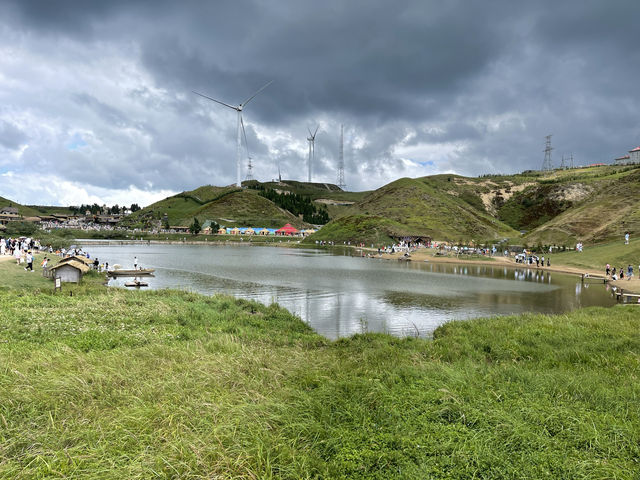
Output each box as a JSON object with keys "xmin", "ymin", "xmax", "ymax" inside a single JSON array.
[
  {"xmin": 193, "ymin": 81, "xmax": 273, "ymax": 187},
  {"xmin": 307, "ymin": 125, "xmax": 319, "ymax": 183}
]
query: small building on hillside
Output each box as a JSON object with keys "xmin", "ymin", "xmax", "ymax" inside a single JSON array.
[
  {"xmin": 0, "ymin": 212, "xmax": 21, "ymax": 225},
  {"xmin": 49, "ymin": 260, "xmax": 90, "ymax": 283},
  {"xmin": 614, "ymin": 154, "xmax": 630, "ymax": 164},
  {"xmin": 630, "ymin": 146, "xmax": 640, "ymax": 164},
  {"xmin": 0, "ymin": 206, "xmax": 19, "ymax": 215}
]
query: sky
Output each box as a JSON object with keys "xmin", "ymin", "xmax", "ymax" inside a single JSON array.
[{"xmin": 1, "ymin": 0, "xmax": 639, "ymax": 207}]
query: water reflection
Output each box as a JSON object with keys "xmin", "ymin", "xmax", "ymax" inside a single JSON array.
[{"xmin": 80, "ymin": 242, "xmax": 616, "ymax": 339}]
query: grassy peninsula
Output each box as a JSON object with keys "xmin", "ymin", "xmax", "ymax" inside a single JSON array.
[{"xmin": 1, "ymin": 257, "xmax": 639, "ymax": 479}]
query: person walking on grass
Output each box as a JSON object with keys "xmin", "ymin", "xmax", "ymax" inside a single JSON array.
[
  {"xmin": 627, "ymin": 264, "xmax": 633, "ymax": 280},
  {"xmin": 625, "ymin": 232, "xmax": 630, "ymax": 245},
  {"xmin": 24, "ymin": 251, "xmax": 33, "ymax": 271}
]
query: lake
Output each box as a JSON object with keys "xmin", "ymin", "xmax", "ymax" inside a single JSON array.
[{"xmin": 78, "ymin": 242, "xmax": 616, "ymax": 339}]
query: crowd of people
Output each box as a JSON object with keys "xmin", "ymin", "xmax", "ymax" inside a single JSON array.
[{"xmin": 605, "ymin": 263, "xmax": 637, "ymax": 281}]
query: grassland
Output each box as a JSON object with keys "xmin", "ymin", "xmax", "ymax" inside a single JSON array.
[
  {"xmin": 0, "ymin": 196, "xmax": 42, "ymax": 218},
  {"xmin": 120, "ymin": 186, "xmax": 307, "ymax": 229},
  {"xmin": 548, "ymin": 236, "xmax": 640, "ymax": 272},
  {"xmin": 308, "ymin": 177, "xmax": 518, "ymax": 244},
  {"xmin": 1, "ymin": 254, "xmax": 639, "ymax": 478}
]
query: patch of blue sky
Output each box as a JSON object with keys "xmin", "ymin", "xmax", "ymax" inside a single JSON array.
[
  {"xmin": 418, "ymin": 160, "xmax": 434, "ymax": 167},
  {"xmin": 67, "ymin": 133, "xmax": 87, "ymax": 150}
]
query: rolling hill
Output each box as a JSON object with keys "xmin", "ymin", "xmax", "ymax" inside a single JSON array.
[
  {"xmin": 308, "ymin": 177, "xmax": 519, "ymax": 244},
  {"xmin": 0, "ymin": 196, "xmax": 42, "ymax": 217},
  {"xmin": 121, "ymin": 185, "xmax": 309, "ymax": 229}
]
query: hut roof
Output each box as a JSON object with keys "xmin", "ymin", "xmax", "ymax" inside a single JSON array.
[
  {"xmin": 276, "ymin": 223, "xmax": 299, "ymax": 234},
  {"xmin": 50, "ymin": 260, "xmax": 90, "ymax": 273},
  {"xmin": 59, "ymin": 255, "xmax": 94, "ymax": 266}
]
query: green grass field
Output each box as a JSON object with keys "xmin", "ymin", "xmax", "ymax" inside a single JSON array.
[
  {"xmin": 549, "ymin": 236, "xmax": 640, "ymax": 273},
  {"xmin": 1, "ymin": 259, "xmax": 639, "ymax": 478}
]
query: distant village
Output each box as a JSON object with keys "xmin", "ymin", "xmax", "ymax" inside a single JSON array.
[{"xmin": 0, "ymin": 204, "xmax": 316, "ymax": 237}]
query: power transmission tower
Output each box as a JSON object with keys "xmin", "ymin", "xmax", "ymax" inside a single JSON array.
[
  {"xmin": 570, "ymin": 152, "xmax": 574, "ymax": 169},
  {"xmin": 560, "ymin": 154, "xmax": 566, "ymax": 169},
  {"xmin": 245, "ymin": 157, "xmax": 253, "ymax": 181},
  {"xmin": 542, "ymin": 135, "xmax": 553, "ymax": 171},
  {"xmin": 337, "ymin": 124, "xmax": 346, "ymax": 189}
]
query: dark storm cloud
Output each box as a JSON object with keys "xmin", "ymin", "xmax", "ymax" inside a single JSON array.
[{"xmin": 2, "ymin": 0, "xmax": 640, "ymax": 204}]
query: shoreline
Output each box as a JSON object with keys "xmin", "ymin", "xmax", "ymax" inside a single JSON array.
[
  {"xmin": 6, "ymin": 241, "xmax": 640, "ymax": 294},
  {"xmin": 374, "ymin": 248, "xmax": 640, "ymax": 294}
]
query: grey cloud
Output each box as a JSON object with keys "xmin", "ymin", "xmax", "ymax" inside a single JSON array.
[
  {"xmin": 2, "ymin": 0, "xmax": 640, "ymax": 205},
  {"xmin": 0, "ymin": 120, "xmax": 28, "ymax": 150}
]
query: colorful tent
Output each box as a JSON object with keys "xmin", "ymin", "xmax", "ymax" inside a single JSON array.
[
  {"xmin": 275, "ymin": 223, "xmax": 299, "ymax": 236},
  {"xmin": 230, "ymin": 227, "xmax": 241, "ymax": 235}
]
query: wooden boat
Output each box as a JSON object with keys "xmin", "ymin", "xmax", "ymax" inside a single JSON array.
[
  {"xmin": 107, "ymin": 268, "xmax": 155, "ymax": 277},
  {"xmin": 125, "ymin": 280, "xmax": 149, "ymax": 287}
]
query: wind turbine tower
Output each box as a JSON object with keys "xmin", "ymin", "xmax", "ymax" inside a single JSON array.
[
  {"xmin": 307, "ymin": 125, "xmax": 319, "ymax": 183},
  {"xmin": 193, "ymin": 81, "xmax": 272, "ymax": 187},
  {"xmin": 241, "ymin": 118, "xmax": 253, "ymax": 181},
  {"xmin": 337, "ymin": 124, "xmax": 346, "ymax": 190}
]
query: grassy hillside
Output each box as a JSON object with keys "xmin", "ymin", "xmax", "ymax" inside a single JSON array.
[
  {"xmin": 194, "ymin": 189, "xmax": 307, "ymax": 228},
  {"xmin": 95, "ymin": 163, "xmax": 640, "ymax": 243},
  {"xmin": 25, "ymin": 205, "xmax": 75, "ymax": 216},
  {"xmin": 0, "ymin": 196, "xmax": 42, "ymax": 217},
  {"xmin": 522, "ymin": 166, "xmax": 640, "ymax": 245},
  {"xmin": 121, "ymin": 185, "xmax": 307, "ymax": 229},
  {"xmin": 1, "ymin": 273, "xmax": 639, "ymax": 477},
  {"xmin": 309, "ymin": 177, "xmax": 518, "ymax": 244}
]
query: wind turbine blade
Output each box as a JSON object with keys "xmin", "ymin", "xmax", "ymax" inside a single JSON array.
[
  {"xmin": 192, "ymin": 91, "xmax": 238, "ymax": 111},
  {"xmin": 241, "ymin": 80, "xmax": 273, "ymax": 107},
  {"xmin": 313, "ymin": 125, "xmax": 319, "ymax": 137},
  {"xmin": 241, "ymin": 116, "xmax": 251, "ymax": 158},
  {"xmin": 308, "ymin": 127, "xmax": 313, "ymax": 137}
]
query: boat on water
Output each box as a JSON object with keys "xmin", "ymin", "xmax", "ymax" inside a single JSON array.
[
  {"xmin": 124, "ymin": 280, "xmax": 149, "ymax": 287},
  {"xmin": 107, "ymin": 268, "xmax": 155, "ymax": 277}
]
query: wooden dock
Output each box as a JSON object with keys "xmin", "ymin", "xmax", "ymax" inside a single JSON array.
[
  {"xmin": 613, "ymin": 289, "xmax": 640, "ymax": 303},
  {"xmin": 581, "ymin": 273, "xmax": 608, "ymax": 284}
]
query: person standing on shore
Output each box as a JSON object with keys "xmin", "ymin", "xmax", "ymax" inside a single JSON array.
[
  {"xmin": 606, "ymin": 263, "xmax": 611, "ymax": 276},
  {"xmin": 625, "ymin": 232, "xmax": 630, "ymax": 244}
]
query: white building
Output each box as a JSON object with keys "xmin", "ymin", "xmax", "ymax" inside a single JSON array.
[{"xmin": 629, "ymin": 146, "xmax": 640, "ymax": 164}]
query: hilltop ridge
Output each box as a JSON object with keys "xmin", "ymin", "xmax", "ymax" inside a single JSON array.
[{"xmin": 4, "ymin": 163, "xmax": 640, "ymax": 245}]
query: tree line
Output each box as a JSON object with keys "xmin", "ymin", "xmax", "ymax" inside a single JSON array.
[
  {"xmin": 258, "ymin": 189, "xmax": 330, "ymax": 224},
  {"xmin": 70, "ymin": 203, "xmax": 142, "ymax": 215}
]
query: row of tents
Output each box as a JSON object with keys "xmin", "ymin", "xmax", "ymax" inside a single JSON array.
[{"xmin": 215, "ymin": 223, "xmax": 316, "ymax": 236}]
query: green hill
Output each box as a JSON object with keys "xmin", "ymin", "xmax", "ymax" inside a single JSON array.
[
  {"xmin": 0, "ymin": 196, "xmax": 41, "ymax": 217},
  {"xmin": 309, "ymin": 177, "xmax": 519, "ymax": 244},
  {"xmin": 521, "ymin": 165, "xmax": 640, "ymax": 245},
  {"xmin": 121, "ymin": 185, "xmax": 308, "ymax": 229}
]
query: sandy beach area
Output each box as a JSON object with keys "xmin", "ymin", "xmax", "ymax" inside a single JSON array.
[{"xmin": 375, "ymin": 248, "xmax": 640, "ymax": 294}]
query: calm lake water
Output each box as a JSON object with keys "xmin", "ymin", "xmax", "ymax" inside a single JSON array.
[{"xmin": 78, "ymin": 242, "xmax": 616, "ymax": 339}]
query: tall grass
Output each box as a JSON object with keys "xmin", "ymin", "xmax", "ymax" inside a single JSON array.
[{"xmin": 1, "ymin": 282, "xmax": 639, "ymax": 478}]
